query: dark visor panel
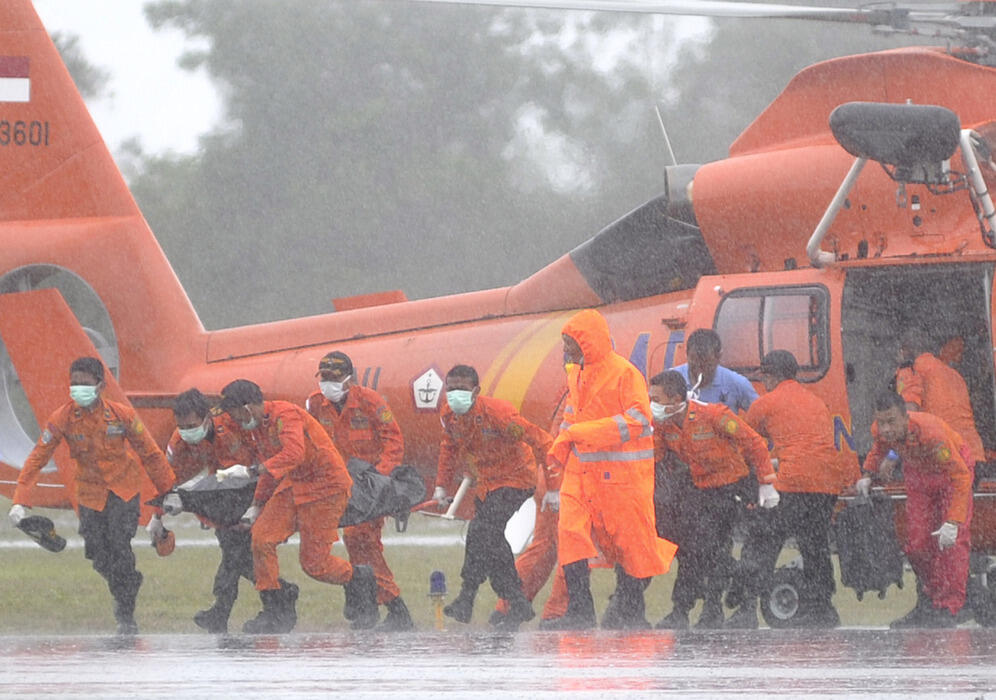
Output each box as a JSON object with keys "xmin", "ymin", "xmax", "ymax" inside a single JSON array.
[{"xmin": 570, "ymin": 191, "xmax": 716, "ymax": 304}]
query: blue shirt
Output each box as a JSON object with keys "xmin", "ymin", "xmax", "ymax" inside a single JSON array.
[{"xmin": 674, "ymin": 364, "xmax": 758, "ymax": 414}]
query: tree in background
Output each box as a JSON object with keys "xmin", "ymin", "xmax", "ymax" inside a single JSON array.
[
  {"xmin": 126, "ymin": 2, "xmax": 679, "ymax": 327},
  {"xmin": 52, "ymin": 31, "xmax": 110, "ymax": 101},
  {"xmin": 112, "ymin": 1, "xmax": 914, "ymax": 329}
]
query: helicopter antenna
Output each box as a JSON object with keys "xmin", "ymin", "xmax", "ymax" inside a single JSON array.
[{"xmin": 655, "ymin": 103, "xmax": 679, "ymax": 167}]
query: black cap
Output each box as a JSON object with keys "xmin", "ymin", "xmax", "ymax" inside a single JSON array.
[
  {"xmin": 316, "ymin": 351, "xmax": 353, "ymax": 378},
  {"xmin": 760, "ymin": 350, "xmax": 798, "ymax": 379}
]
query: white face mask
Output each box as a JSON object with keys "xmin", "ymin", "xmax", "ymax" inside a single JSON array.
[
  {"xmin": 656, "ymin": 400, "xmax": 687, "ymax": 420},
  {"xmin": 178, "ymin": 418, "xmax": 210, "ymax": 445},
  {"xmin": 240, "ymin": 405, "xmax": 259, "ymax": 431},
  {"xmin": 319, "ymin": 380, "xmax": 347, "ymax": 403},
  {"xmin": 650, "ymin": 401, "xmax": 668, "ymax": 423}
]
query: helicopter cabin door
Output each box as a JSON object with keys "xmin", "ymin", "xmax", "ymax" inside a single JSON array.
[{"xmin": 840, "ymin": 262, "xmax": 996, "ymax": 461}]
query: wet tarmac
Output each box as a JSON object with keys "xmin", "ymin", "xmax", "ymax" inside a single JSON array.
[{"xmin": 1, "ymin": 627, "xmax": 994, "ymax": 699}]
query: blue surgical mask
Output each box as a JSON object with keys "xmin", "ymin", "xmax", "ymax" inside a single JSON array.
[
  {"xmin": 69, "ymin": 385, "xmax": 99, "ymax": 408},
  {"xmin": 178, "ymin": 419, "xmax": 210, "ymax": 445},
  {"xmin": 319, "ymin": 380, "xmax": 347, "ymax": 403},
  {"xmin": 446, "ymin": 389, "xmax": 475, "ymax": 415}
]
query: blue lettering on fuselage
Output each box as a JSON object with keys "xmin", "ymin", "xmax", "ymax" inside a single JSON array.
[
  {"xmin": 834, "ymin": 415, "xmax": 856, "ymax": 452},
  {"xmin": 628, "ymin": 333, "xmax": 650, "ymax": 379},
  {"xmin": 663, "ymin": 330, "xmax": 684, "ymax": 370}
]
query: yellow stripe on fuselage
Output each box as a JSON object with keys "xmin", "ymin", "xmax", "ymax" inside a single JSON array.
[
  {"xmin": 485, "ymin": 311, "xmax": 574, "ymax": 410},
  {"xmin": 480, "ymin": 317, "xmax": 545, "ymax": 396}
]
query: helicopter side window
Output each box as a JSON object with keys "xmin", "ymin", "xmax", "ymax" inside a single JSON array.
[{"xmin": 714, "ymin": 285, "xmax": 830, "ymax": 383}]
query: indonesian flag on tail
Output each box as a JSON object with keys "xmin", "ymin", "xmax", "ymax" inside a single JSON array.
[{"xmin": 0, "ymin": 57, "xmax": 30, "ymax": 102}]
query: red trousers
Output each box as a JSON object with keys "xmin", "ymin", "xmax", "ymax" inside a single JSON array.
[
  {"xmin": 343, "ymin": 517, "xmax": 400, "ymax": 605},
  {"xmin": 251, "ymin": 489, "xmax": 352, "ymax": 590},
  {"xmin": 903, "ymin": 466, "xmax": 974, "ymax": 613}
]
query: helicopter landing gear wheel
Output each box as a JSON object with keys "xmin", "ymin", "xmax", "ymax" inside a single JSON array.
[{"xmin": 761, "ymin": 567, "xmax": 806, "ymax": 629}]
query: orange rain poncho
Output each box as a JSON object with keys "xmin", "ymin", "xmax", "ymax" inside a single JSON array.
[{"xmin": 551, "ymin": 309, "xmax": 677, "ymax": 578}]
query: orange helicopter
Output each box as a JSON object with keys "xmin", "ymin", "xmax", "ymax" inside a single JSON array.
[{"xmin": 2, "ymin": 0, "xmax": 996, "ymax": 623}]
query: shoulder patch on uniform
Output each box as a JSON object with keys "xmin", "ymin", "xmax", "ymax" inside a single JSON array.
[
  {"xmin": 380, "ymin": 408, "xmax": 393, "ymax": 423},
  {"xmin": 724, "ymin": 418, "xmax": 739, "ymax": 434},
  {"xmin": 132, "ymin": 418, "xmax": 145, "ymax": 434},
  {"xmin": 506, "ymin": 422, "xmax": 524, "ymax": 440},
  {"xmin": 935, "ymin": 444, "xmax": 952, "ymax": 463}
]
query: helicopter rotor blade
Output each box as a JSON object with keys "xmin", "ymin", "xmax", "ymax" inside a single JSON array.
[
  {"xmin": 401, "ymin": 0, "xmax": 996, "ymax": 52},
  {"xmin": 402, "ymin": 0, "xmax": 901, "ymax": 25}
]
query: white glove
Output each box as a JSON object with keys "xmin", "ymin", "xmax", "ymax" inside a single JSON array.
[
  {"xmin": 932, "ymin": 521, "xmax": 959, "ymax": 550},
  {"xmin": 146, "ymin": 514, "xmax": 165, "ymax": 543},
  {"xmin": 758, "ymin": 483, "xmax": 780, "ymax": 509},
  {"xmin": 432, "ymin": 486, "xmax": 450, "ymax": 505},
  {"xmin": 162, "ymin": 493, "xmax": 183, "ymax": 516},
  {"xmin": 240, "ymin": 504, "xmax": 261, "ymax": 526},
  {"xmin": 8, "ymin": 504, "xmax": 28, "ymax": 526},
  {"xmin": 216, "ymin": 464, "xmax": 252, "ymax": 482},
  {"xmin": 855, "ymin": 477, "xmax": 872, "ymax": 498},
  {"xmin": 540, "ymin": 490, "xmax": 560, "ymax": 512}
]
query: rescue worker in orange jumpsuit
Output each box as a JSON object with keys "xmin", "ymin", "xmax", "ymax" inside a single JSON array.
[
  {"xmin": 8, "ymin": 357, "xmax": 175, "ymax": 635},
  {"xmin": 166, "ymin": 388, "xmax": 298, "ymax": 634},
  {"xmin": 727, "ymin": 351, "xmax": 860, "ymax": 629},
  {"xmin": 305, "ymin": 350, "xmax": 413, "ymax": 631},
  {"xmin": 433, "ymin": 364, "xmax": 553, "ymax": 630},
  {"xmin": 857, "ymin": 391, "xmax": 974, "ymax": 628},
  {"xmin": 894, "ymin": 327, "xmax": 986, "ymax": 465},
  {"xmin": 651, "ymin": 370, "xmax": 777, "ymax": 630},
  {"xmin": 216, "ymin": 379, "xmax": 378, "ymax": 631},
  {"xmin": 546, "ymin": 309, "xmax": 677, "ymax": 630}
]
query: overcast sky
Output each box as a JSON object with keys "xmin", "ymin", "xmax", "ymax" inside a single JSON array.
[{"xmin": 32, "ymin": 0, "xmax": 221, "ymax": 156}]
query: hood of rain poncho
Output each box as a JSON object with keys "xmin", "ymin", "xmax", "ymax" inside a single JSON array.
[{"xmin": 561, "ymin": 309, "xmax": 612, "ymax": 366}]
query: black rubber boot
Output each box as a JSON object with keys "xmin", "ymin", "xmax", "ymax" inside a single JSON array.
[
  {"xmin": 494, "ymin": 589, "xmax": 535, "ymax": 631},
  {"xmin": 194, "ymin": 600, "xmax": 233, "ymax": 634},
  {"xmin": 443, "ymin": 583, "xmax": 478, "ymax": 624},
  {"xmin": 488, "ymin": 609, "xmax": 508, "ymax": 627},
  {"xmin": 890, "ymin": 589, "xmax": 933, "ymax": 629},
  {"xmin": 344, "ymin": 565, "xmax": 379, "ymax": 630},
  {"xmin": 725, "ymin": 596, "xmax": 759, "ymax": 630},
  {"xmin": 801, "ymin": 600, "xmax": 840, "ymax": 629},
  {"xmin": 655, "ymin": 608, "xmax": 690, "ymax": 630},
  {"xmin": 277, "ymin": 580, "xmax": 299, "ymax": 630},
  {"xmin": 539, "ymin": 561, "xmax": 596, "ymax": 631},
  {"xmin": 694, "ymin": 594, "xmax": 726, "ymax": 629},
  {"xmin": 243, "ymin": 588, "xmax": 295, "ymax": 634},
  {"xmin": 379, "ymin": 596, "xmax": 415, "ymax": 632},
  {"xmin": 113, "ymin": 571, "xmax": 142, "ymax": 636},
  {"xmin": 601, "ymin": 566, "xmax": 651, "ymax": 630}
]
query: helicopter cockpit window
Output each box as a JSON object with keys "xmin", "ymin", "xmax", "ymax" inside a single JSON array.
[{"xmin": 714, "ymin": 285, "xmax": 830, "ymax": 383}]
